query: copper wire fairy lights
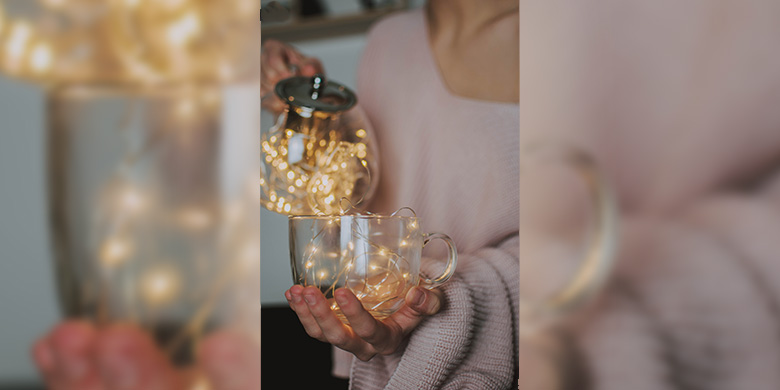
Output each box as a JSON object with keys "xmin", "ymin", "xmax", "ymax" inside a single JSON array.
[
  {"xmin": 261, "ymin": 75, "xmax": 379, "ymax": 215},
  {"xmin": 0, "ymin": 0, "xmax": 258, "ymax": 85}
]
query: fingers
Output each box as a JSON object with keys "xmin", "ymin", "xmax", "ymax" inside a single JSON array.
[
  {"xmin": 388, "ymin": 287, "xmax": 445, "ymax": 335},
  {"xmin": 32, "ymin": 336, "xmax": 55, "ymax": 380},
  {"xmin": 95, "ymin": 324, "xmax": 183, "ymax": 390},
  {"xmin": 286, "ymin": 285, "xmax": 327, "ymax": 341},
  {"xmin": 286, "ymin": 286, "xmax": 375, "ymax": 360},
  {"xmin": 300, "ymin": 287, "xmax": 365, "ymax": 353},
  {"xmin": 201, "ymin": 331, "xmax": 261, "ymax": 390},
  {"xmin": 335, "ymin": 288, "xmax": 394, "ymax": 355},
  {"xmin": 299, "ymin": 57, "xmax": 325, "ymax": 77},
  {"xmin": 45, "ymin": 320, "xmax": 102, "ymax": 390},
  {"xmin": 406, "ymin": 286, "xmax": 444, "ymax": 316}
]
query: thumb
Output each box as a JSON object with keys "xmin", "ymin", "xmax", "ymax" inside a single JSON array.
[{"xmin": 404, "ymin": 287, "xmax": 443, "ymax": 316}]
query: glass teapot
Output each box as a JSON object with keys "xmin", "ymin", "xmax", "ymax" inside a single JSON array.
[{"xmin": 260, "ymin": 74, "xmax": 379, "ymax": 215}]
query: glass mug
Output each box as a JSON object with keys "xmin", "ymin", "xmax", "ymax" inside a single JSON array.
[
  {"xmin": 519, "ymin": 144, "xmax": 618, "ymax": 335},
  {"xmin": 289, "ymin": 214, "xmax": 458, "ymax": 323}
]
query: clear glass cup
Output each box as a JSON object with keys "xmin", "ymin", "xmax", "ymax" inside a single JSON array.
[
  {"xmin": 289, "ymin": 214, "xmax": 457, "ymax": 323},
  {"xmin": 47, "ymin": 83, "xmax": 261, "ymax": 366}
]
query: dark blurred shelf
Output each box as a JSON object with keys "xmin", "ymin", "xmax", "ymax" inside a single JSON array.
[{"xmin": 262, "ymin": 3, "xmax": 407, "ymax": 42}]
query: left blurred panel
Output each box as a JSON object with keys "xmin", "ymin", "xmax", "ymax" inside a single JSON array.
[{"xmin": 0, "ymin": 1, "xmax": 261, "ymax": 389}]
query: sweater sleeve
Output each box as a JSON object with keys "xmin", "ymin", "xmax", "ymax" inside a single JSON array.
[
  {"xmin": 565, "ymin": 186, "xmax": 780, "ymax": 390},
  {"xmin": 349, "ymin": 235, "xmax": 520, "ymax": 390}
]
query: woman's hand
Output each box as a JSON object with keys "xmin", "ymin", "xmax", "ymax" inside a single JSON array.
[
  {"xmin": 31, "ymin": 321, "xmax": 260, "ymax": 390},
  {"xmin": 284, "ymin": 285, "xmax": 444, "ymax": 361},
  {"xmin": 261, "ymin": 39, "xmax": 324, "ymax": 113}
]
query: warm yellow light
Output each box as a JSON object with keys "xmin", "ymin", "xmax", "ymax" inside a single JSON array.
[
  {"xmin": 178, "ymin": 208, "xmax": 211, "ymax": 230},
  {"xmin": 5, "ymin": 21, "xmax": 32, "ymax": 67},
  {"xmin": 43, "ymin": 0, "xmax": 67, "ymax": 9},
  {"xmin": 176, "ymin": 98, "xmax": 195, "ymax": 118},
  {"xmin": 141, "ymin": 266, "xmax": 180, "ymax": 306},
  {"xmin": 286, "ymin": 171, "xmax": 295, "ymax": 180},
  {"xmin": 30, "ymin": 42, "xmax": 52, "ymax": 74},
  {"xmin": 119, "ymin": 187, "xmax": 145, "ymax": 212},
  {"xmin": 167, "ymin": 11, "xmax": 201, "ymax": 47},
  {"xmin": 355, "ymin": 129, "xmax": 366, "ymax": 138},
  {"xmin": 100, "ymin": 238, "xmax": 132, "ymax": 267}
]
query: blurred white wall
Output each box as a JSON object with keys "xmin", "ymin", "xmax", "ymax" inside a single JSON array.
[{"xmin": 0, "ymin": 77, "xmax": 59, "ymax": 383}]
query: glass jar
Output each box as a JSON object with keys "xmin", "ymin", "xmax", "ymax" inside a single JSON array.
[
  {"xmin": 47, "ymin": 83, "xmax": 261, "ymax": 366},
  {"xmin": 260, "ymin": 75, "xmax": 379, "ymax": 215}
]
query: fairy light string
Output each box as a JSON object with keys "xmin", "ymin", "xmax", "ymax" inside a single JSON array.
[
  {"xmin": 0, "ymin": 0, "xmax": 258, "ymax": 85},
  {"xmin": 260, "ymin": 118, "xmax": 374, "ymax": 215},
  {"xmin": 296, "ymin": 203, "xmax": 422, "ymax": 322}
]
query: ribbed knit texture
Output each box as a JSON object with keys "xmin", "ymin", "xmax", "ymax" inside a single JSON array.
[
  {"xmin": 521, "ymin": 1, "xmax": 780, "ymax": 388},
  {"xmin": 339, "ymin": 9, "xmax": 520, "ymax": 390}
]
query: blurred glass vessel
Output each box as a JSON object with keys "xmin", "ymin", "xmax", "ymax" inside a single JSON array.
[
  {"xmin": 47, "ymin": 84, "xmax": 261, "ymax": 365},
  {"xmin": 261, "ymin": 75, "xmax": 379, "ymax": 215}
]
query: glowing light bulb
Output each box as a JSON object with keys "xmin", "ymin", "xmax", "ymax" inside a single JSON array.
[
  {"xmin": 305, "ymin": 261, "xmax": 313, "ymax": 269},
  {"xmin": 119, "ymin": 187, "xmax": 145, "ymax": 212},
  {"xmin": 355, "ymin": 129, "xmax": 366, "ymax": 138},
  {"xmin": 140, "ymin": 266, "xmax": 180, "ymax": 306},
  {"xmin": 30, "ymin": 42, "xmax": 52, "ymax": 73},
  {"xmin": 5, "ymin": 21, "xmax": 32, "ymax": 68},
  {"xmin": 167, "ymin": 11, "xmax": 201, "ymax": 47},
  {"xmin": 100, "ymin": 238, "xmax": 131, "ymax": 267}
]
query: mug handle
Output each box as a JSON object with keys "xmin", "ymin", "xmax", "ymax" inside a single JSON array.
[
  {"xmin": 419, "ymin": 233, "xmax": 458, "ymax": 289},
  {"xmin": 521, "ymin": 144, "xmax": 619, "ymax": 331}
]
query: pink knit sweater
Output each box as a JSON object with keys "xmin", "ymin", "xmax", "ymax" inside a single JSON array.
[
  {"xmin": 520, "ymin": 1, "xmax": 780, "ymax": 388},
  {"xmin": 335, "ymin": 9, "xmax": 520, "ymax": 390}
]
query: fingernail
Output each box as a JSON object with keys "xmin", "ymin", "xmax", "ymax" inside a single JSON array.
[
  {"xmin": 292, "ymin": 294, "xmax": 302, "ymax": 303},
  {"xmin": 408, "ymin": 288, "xmax": 424, "ymax": 307},
  {"xmin": 304, "ymin": 295, "xmax": 317, "ymax": 306},
  {"xmin": 334, "ymin": 290, "xmax": 348, "ymax": 306}
]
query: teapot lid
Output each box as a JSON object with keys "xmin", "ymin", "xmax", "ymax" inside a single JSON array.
[{"xmin": 275, "ymin": 74, "xmax": 357, "ymax": 113}]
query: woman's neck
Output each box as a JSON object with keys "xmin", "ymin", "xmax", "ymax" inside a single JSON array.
[{"xmin": 427, "ymin": 0, "xmax": 518, "ymax": 39}]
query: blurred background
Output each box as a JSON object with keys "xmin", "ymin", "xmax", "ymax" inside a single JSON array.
[{"xmin": 0, "ymin": 0, "xmax": 430, "ymax": 388}]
